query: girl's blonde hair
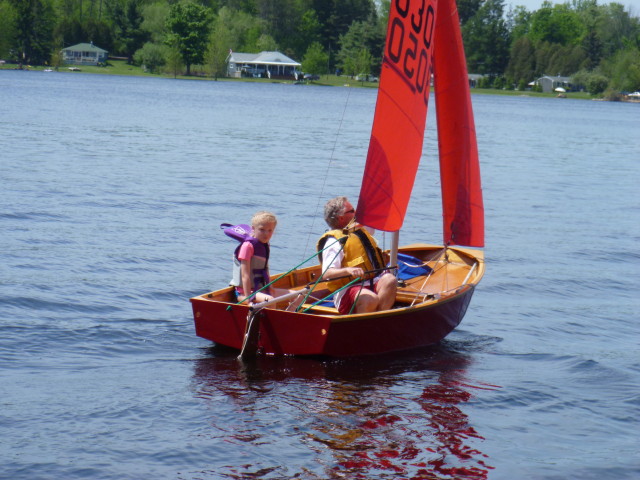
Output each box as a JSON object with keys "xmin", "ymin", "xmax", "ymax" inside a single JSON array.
[{"xmin": 251, "ymin": 211, "xmax": 277, "ymax": 227}]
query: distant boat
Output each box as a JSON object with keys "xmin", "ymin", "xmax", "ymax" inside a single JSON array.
[
  {"xmin": 190, "ymin": 0, "xmax": 485, "ymax": 357},
  {"xmin": 44, "ymin": 69, "xmax": 53, "ymax": 72}
]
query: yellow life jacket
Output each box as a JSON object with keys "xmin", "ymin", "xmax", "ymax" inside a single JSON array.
[{"xmin": 316, "ymin": 228, "xmax": 386, "ymax": 292}]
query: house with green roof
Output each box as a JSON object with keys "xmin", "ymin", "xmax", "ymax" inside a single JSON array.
[{"xmin": 62, "ymin": 43, "xmax": 108, "ymax": 66}]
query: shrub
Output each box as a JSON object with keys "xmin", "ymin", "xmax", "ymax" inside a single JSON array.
[
  {"xmin": 134, "ymin": 42, "xmax": 167, "ymax": 74},
  {"xmin": 585, "ymin": 73, "xmax": 608, "ymax": 95}
]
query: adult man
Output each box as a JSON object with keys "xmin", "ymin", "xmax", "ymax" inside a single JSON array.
[{"xmin": 317, "ymin": 196, "xmax": 397, "ymax": 314}]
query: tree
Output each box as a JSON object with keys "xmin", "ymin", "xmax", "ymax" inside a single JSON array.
[
  {"xmin": 287, "ymin": 8, "xmax": 322, "ymax": 59},
  {"xmin": 602, "ymin": 47, "xmax": 640, "ymax": 93},
  {"xmin": 165, "ymin": 44, "xmax": 183, "ymax": 78},
  {"xmin": 55, "ymin": 15, "xmax": 113, "ymax": 52},
  {"xmin": 206, "ymin": 7, "xmax": 236, "ymax": 80},
  {"xmin": 141, "ymin": 1, "xmax": 170, "ymax": 44},
  {"xmin": 529, "ymin": 2, "xmax": 585, "ymax": 46},
  {"xmin": 165, "ymin": 1, "xmax": 211, "ymax": 76},
  {"xmin": 462, "ymin": 0, "xmax": 510, "ymax": 76},
  {"xmin": 302, "ymin": 41, "xmax": 328, "ymax": 75},
  {"xmin": 106, "ymin": 0, "xmax": 148, "ymax": 63},
  {"xmin": 507, "ymin": 5, "xmax": 532, "ymax": 44},
  {"xmin": 0, "ymin": 0, "xmax": 17, "ymax": 59},
  {"xmin": 534, "ymin": 40, "xmax": 554, "ymax": 77},
  {"xmin": 312, "ymin": 0, "xmax": 377, "ymax": 68},
  {"xmin": 506, "ymin": 36, "xmax": 536, "ymax": 86},
  {"xmin": 336, "ymin": 20, "xmax": 367, "ymax": 76},
  {"xmin": 546, "ymin": 43, "xmax": 586, "ymax": 76},
  {"xmin": 336, "ymin": 17, "xmax": 384, "ymax": 76},
  {"xmin": 597, "ymin": 2, "xmax": 640, "ymax": 58},
  {"xmin": 581, "ymin": 28, "xmax": 603, "ymax": 71},
  {"xmin": 10, "ymin": 0, "xmax": 56, "ymax": 65},
  {"xmin": 133, "ymin": 41, "xmax": 167, "ymax": 73},
  {"xmin": 255, "ymin": 33, "xmax": 277, "ymax": 51},
  {"xmin": 457, "ymin": 0, "xmax": 482, "ymax": 26},
  {"xmin": 254, "ymin": 0, "xmax": 309, "ymax": 57},
  {"xmin": 354, "ymin": 47, "xmax": 373, "ymax": 79},
  {"xmin": 585, "ymin": 72, "xmax": 608, "ymax": 94}
]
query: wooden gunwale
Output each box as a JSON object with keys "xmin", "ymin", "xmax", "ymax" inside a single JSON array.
[{"xmin": 192, "ymin": 243, "xmax": 484, "ymax": 322}]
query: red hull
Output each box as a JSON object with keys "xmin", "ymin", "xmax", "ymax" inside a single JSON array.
[{"xmin": 191, "ymin": 284, "xmax": 475, "ymax": 357}]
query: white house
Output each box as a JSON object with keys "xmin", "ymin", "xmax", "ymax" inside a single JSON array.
[
  {"xmin": 537, "ymin": 75, "xmax": 573, "ymax": 93},
  {"xmin": 62, "ymin": 42, "xmax": 108, "ymax": 66},
  {"xmin": 227, "ymin": 51, "xmax": 302, "ymax": 79}
]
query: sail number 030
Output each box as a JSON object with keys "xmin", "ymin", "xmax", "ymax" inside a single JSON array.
[{"xmin": 387, "ymin": 0, "xmax": 435, "ymax": 100}]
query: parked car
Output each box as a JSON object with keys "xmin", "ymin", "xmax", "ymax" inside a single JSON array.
[
  {"xmin": 356, "ymin": 74, "xmax": 378, "ymax": 82},
  {"xmin": 304, "ymin": 73, "xmax": 320, "ymax": 81}
]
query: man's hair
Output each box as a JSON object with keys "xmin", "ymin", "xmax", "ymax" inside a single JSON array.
[
  {"xmin": 251, "ymin": 211, "xmax": 277, "ymax": 227},
  {"xmin": 324, "ymin": 196, "xmax": 348, "ymax": 229}
]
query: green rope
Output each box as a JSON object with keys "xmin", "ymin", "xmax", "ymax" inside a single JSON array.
[
  {"xmin": 347, "ymin": 282, "xmax": 366, "ymax": 315},
  {"xmin": 226, "ymin": 238, "xmax": 345, "ymax": 310},
  {"xmin": 294, "ymin": 236, "xmax": 347, "ymax": 312},
  {"xmin": 300, "ymin": 277, "xmax": 361, "ymax": 313}
]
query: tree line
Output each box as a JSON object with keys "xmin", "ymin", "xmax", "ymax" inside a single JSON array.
[{"xmin": 1, "ymin": 0, "xmax": 638, "ymax": 95}]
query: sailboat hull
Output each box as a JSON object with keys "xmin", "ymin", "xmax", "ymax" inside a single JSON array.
[{"xmin": 191, "ymin": 245, "xmax": 483, "ymax": 357}]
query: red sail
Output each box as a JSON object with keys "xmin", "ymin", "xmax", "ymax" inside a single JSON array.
[
  {"xmin": 357, "ymin": 0, "xmax": 484, "ymax": 248},
  {"xmin": 433, "ymin": 0, "xmax": 484, "ymax": 247},
  {"xmin": 357, "ymin": 0, "xmax": 438, "ymax": 232}
]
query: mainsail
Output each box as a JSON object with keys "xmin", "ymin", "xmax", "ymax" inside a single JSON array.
[{"xmin": 357, "ymin": 0, "xmax": 484, "ymax": 248}]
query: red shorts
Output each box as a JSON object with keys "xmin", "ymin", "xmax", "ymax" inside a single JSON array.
[{"xmin": 338, "ymin": 284, "xmax": 374, "ymax": 315}]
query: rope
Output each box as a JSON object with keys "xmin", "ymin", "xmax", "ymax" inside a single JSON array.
[
  {"xmin": 295, "ymin": 236, "xmax": 347, "ymax": 311},
  {"xmin": 407, "ymin": 248, "xmax": 447, "ymax": 306},
  {"xmin": 300, "ymin": 277, "xmax": 361, "ymax": 313},
  {"xmin": 301, "ymin": 87, "xmax": 353, "ymax": 262},
  {"xmin": 226, "ymin": 239, "xmax": 344, "ymax": 310}
]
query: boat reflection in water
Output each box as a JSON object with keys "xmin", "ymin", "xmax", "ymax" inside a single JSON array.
[{"xmin": 192, "ymin": 345, "xmax": 498, "ymax": 478}]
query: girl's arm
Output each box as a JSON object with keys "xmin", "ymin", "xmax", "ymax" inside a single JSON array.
[{"xmin": 239, "ymin": 258, "xmax": 253, "ymax": 302}]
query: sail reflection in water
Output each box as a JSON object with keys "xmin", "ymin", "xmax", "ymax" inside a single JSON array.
[{"xmin": 192, "ymin": 348, "xmax": 499, "ymax": 478}]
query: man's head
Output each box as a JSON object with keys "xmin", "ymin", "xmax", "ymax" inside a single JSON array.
[{"xmin": 324, "ymin": 196, "xmax": 355, "ymax": 229}]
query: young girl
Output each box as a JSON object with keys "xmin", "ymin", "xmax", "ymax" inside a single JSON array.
[{"xmin": 231, "ymin": 211, "xmax": 277, "ymax": 304}]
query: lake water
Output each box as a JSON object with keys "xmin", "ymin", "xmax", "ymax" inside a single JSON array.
[{"xmin": 1, "ymin": 70, "xmax": 638, "ymax": 480}]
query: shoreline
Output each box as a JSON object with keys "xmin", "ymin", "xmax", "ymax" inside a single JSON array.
[{"xmin": 3, "ymin": 60, "xmax": 638, "ymax": 103}]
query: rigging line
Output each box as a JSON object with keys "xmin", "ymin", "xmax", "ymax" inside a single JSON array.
[
  {"xmin": 296, "ymin": 235, "xmax": 347, "ymax": 311},
  {"xmin": 227, "ymin": 238, "xmax": 345, "ymax": 310},
  {"xmin": 300, "ymin": 87, "xmax": 353, "ymax": 263},
  {"xmin": 407, "ymin": 248, "xmax": 448, "ymax": 306}
]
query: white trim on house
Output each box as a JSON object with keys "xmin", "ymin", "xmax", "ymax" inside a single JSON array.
[
  {"xmin": 227, "ymin": 51, "xmax": 302, "ymax": 79},
  {"xmin": 62, "ymin": 42, "xmax": 108, "ymax": 66}
]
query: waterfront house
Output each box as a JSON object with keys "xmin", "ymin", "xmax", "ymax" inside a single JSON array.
[
  {"xmin": 468, "ymin": 74, "xmax": 484, "ymax": 88},
  {"xmin": 537, "ymin": 75, "xmax": 573, "ymax": 93},
  {"xmin": 227, "ymin": 51, "xmax": 302, "ymax": 79},
  {"xmin": 62, "ymin": 43, "xmax": 108, "ymax": 66}
]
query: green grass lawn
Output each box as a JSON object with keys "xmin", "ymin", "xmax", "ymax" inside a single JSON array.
[{"xmin": 0, "ymin": 59, "xmax": 594, "ymax": 100}]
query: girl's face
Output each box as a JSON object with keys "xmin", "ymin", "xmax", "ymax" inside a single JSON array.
[{"xmin": 252, "ymin": 221, "xmax": 276, "ymax": 243}]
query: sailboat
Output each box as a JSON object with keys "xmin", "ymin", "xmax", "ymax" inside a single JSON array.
[{"xmin": 190, "ymin": 0, "xmax": 484, "ymax": 357}]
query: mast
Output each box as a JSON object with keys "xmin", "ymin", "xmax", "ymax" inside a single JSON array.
[{"xmin": 390, "ymin": 231, "xmax": 399, "ymax": 272}]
